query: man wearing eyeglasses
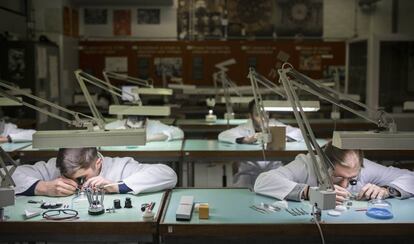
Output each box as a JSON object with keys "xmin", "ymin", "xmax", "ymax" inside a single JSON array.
[
  {"xmin": 254, "ymin": 141, "xmax": 414, "ymax": 205},
  {"xmin": 12, "ymin": 147, "xmax": 177, "ymax": 196}
]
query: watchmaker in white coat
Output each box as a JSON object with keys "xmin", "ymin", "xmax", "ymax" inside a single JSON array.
[
  {"xmin": 0, "ymin": 120, "xmax": 36, "ymax": 143},
  {"xmin": 104, "ymin": 116, "xmax": 184, "ymax": 142},
  {"xmin": 254, "ymin": 141, "xmax": 414, "ymax": 205},
  {"xmin": 12, "ymin": 147, "xmax": 177, "ymax": 196},
  {"xmin": 218, "ymin": 100, "xmax": 304, "ymax": 188}
]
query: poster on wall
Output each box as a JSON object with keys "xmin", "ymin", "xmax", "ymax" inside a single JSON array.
[
  {"xmin": 113, "ymin": 10, "xmax": 131, "ymax": 36},
  {"xmin": 299, "ymin": 53, "xmax": 321, "ymax": 71},
  {"xmin": 323, "ymin": 65, "xmax": 346, "ymax": 87},
  {"xmin": 7, "ymin": 49, "xmax": 25, "ymax": 81},
  {"xmin": 227, "ymin": 0, "xmax": 274, "ymax": 37},
  {"xmin": 137, "ymin": 9, "xmax": 160, "ymax": 24},
  {"xmin": 275, "ymin": 0, "xmax": 323, "ymax": 37},
  {"xmin": 177, "ymin": 0, "xmax": 224, "ymax": 40},
  {"xmin": 84, "ymin": 8, "xmax": 108, "ymax": 25},
  {"xmin": 105, "ymin": 57, "xmax": 128, "ymax": 72},
  {"xmin": 154, "ymin": 57, "xmax": 182, "ymax": 78}
]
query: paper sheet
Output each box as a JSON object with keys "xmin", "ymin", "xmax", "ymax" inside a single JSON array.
[{"xmin": 105, "ymin": 57, "xmax": 128, "ymax": 72}]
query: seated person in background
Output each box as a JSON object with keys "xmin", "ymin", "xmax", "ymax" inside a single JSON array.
[
  {"xmin": 254, "ymin": 141, "xmax": 414, "ymax": 205},
  {"xmin": 104, "ymin": 115, "xmax": 184, "ymax": 142},
  {"xmin": 218, "ymin": 100, "xmax": 304, "ymax": 188},
  {"xmin": 0, "ymin": 119, "xmax": 36, "ymax": 143},
  {"xmin": 12, "ymin": 147, "xmax": 177, "ymax": 196}
]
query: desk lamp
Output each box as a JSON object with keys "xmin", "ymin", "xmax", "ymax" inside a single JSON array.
[
  {"xmin": 248, "ymin": 68, "xmax": 320, "ymax": 112},
  {"xmin": 278, "ymin": 64, "xmax": 414, "ymax": 150},
  {"xmin": 247, "ymin": 68, "xmax": 320, "ymax": 146},
  {"xmin": 75, "ymin": 70, "xmax": 171, "ymax": 118},
  {"xmin": 0, "ymin": 80, "xmax": 146, "ymax": 148},
  {"xmin": 0, "ymin": 147, "xmax": 18, "ymax": 220},
  {"xmin": 103, "ymin": 70, "xmax": 173, "ymax": 97},
  {"xmin": 213, "ymin": 59, "xmax": 254, "ymax": 121},
  {"xmin": 278, "ymin": 64, "xmax": 336, "ymax": 218}
]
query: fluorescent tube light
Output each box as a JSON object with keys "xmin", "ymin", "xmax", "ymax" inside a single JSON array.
[
  {"xmin": 263, "ymin": 100, "xmax": 320, "ymax": 112},
  {"xmin": 332, "ymin": 131, "xmax": 414, "ymax": 150},
  {"xmin": 32, "ymin": 128, "xmax": 146, "ymax": 148},
  {"xmin": 109, "ymin": 105, "xmax": 171, "ymax": 116}
]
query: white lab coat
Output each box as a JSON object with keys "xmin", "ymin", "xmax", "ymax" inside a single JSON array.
[
  {"xmin": 254, "ymin": 153, "xmax": 414, "ymax": 200},
  {"xmin": 0, "ymin": 122, "xmax": 36, "ymax": 142},
  {"xmin": 12, "ymin": 156, "xmax": 177, "ymax": 195},
  {"xmin": 104, "ymin": 119, "xmax": 184, "ymax": 141},
  {"xmin": 218, "ymin": 119, "xmax": 304, "ymax": 188},
  {"xmin": 218, "ymin": 118, "xmax": 304, "ymax": 143}
]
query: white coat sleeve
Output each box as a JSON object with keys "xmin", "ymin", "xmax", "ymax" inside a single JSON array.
[
  {"xmin": 254, "ymin": 154, "xmax": 313, "ymax": 200},
  {"xmin": 360, "ymin": 159, "xmax": 414, "ymax": 199},
  {"xmin": 285, "ymin": 125, "xmax": 304, "ymax": 141},
  {"xmin": 147, "ymin": 120, "xmax": 184, "ymax": 141},
  {"xmin": 118, "ymin": 158, "xmax": 177, "ymax": 194},
  {"xmin": 12, "ymin": 158, "xmax": 60, "ymax": 194},
  {"xmin": 104, "ymin": 119, "xmax": 127, "ymax": 130},
  {"xmin": 218, "ymin": 123, "xmax": 254, "ymax": 144},
  {"xmin": 3, "ymin": 123, "xmax": 36, "ymax": 142}
]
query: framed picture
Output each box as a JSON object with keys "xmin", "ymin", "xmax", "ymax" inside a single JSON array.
[
  {"xmin": 154, "ymin": 57, "xmax": 182, "ymax": 78},
  {"xmin": 113, "ymin": 10, "xmax": 131, "ymax": 36},
  {"xmin": 137, "ymin": 9, "xmax": 160, "ymax": 24},
  {"xmin": 84, "ymin": 8, "xmax": 107, "ymax": 25}
]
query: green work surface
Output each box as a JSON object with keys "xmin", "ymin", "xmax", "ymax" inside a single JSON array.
[
  {"xmin": 176, "ymin": 119, "xmax": 248, "ymax": 126},
  {"xmin": 99, "ymin": 139, "xmax": 183, "ymax": 151},
  {"xmin": 20, "ymin": 140, "xmax": 183, "ymax": 152},
  {"xmin": 4, "ymin": 192, "xmax": 164, "ymax": 222},
  {"xmin": 183, "ymin": 139, "xmax": 327, "ymax": 151},
  {"xmin": 1, "ymin": 142, "xmax": 31, "ymax": 152},
  {"xmin": 162, "ymin": 188, "xmax": 414, "ymax": 225}
]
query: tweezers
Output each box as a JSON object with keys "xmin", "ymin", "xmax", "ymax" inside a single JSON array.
[{"xmin": 250, "ymin": 205, "xmax": 267, "ymax": 214}]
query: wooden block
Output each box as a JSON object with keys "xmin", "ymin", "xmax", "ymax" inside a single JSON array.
[
  {"xmin": 267, "ymin": 126, "xmax": 286, "ymax": 150},
  {"xmin": 199, "ymin": 203, "xmax": 209, "ymax": 219}
]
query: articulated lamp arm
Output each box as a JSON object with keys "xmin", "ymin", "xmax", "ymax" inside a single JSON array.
[
  {"xmin": 247, "ymin": 68, "xmax": 272, "ymax": 145},
  {"xmin": 103, "ymin": 71, "xmax": 153, "ymax": 88},
  {"xmin": 0, "ymin": 147, "xmax": 17, "ymax": 188},
  {"xmin": 278, "ymin": 67, "xmax": 334, "ymax": 190},
  {"xmin": 75, "ymin": 70, "xmax": 142, "ymax": 124},
  {"xmin": 285, "ymin": 65, "xmax": 395, "ymax": 132},
  {"xmin": 0, "ymin": 80, "xmax": 99, "ymax": 130},
  {"xmin": 278, "ymin": 64, "xmax": 336, "ymax": 212}
]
